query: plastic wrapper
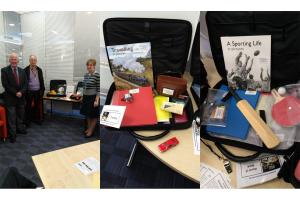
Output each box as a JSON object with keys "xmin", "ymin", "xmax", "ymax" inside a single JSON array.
[
  {"xmin": 207, "ymin": 83, "xmax": 300, "ymax": 150},
  {"xmin": 201, "ymin": 89, "xmax": 229, "ymax": 127},
  {"xmin": 271, "ymin": 84, "xmax": 300, "ymax": 128}
]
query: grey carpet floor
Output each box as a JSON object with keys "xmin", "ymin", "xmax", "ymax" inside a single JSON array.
[{"xmin": 0, "ymin": 115, "xmax": 99, "ymax": 187}]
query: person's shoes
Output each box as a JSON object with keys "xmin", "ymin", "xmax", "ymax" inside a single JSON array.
[
  {"xmin": 17, "ymin": 130, "xmax": 27, "ymax": 135},
  {"xmin": 83, "ymin": 130, "xmax": 89, "ymax": 135},
  {"xmin": 84, "ymin": 133, "xmax": 94, "ymax": 138}
]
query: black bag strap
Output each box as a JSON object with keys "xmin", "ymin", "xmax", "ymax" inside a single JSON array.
[
  {"xmin": 205, "ymin": 102, "xmax": 268, "ymax": 162},
  {"xmin": 278, "ymin": 143, "xmax": 300, "ymax": 188},
  {"xmin": 214, "ymin": 142, "xmax": 261, "ymax": 163},
  {"xmin": 133, "ymin": 108, "xmax": 200, "ymax": 141},
  {"xmin": 190, "ymin": 21, "xmax": 209, "ymax": 107},
  {"xmin": 190, "ymin": 21, "xmax": 201, "ymax": 85},
  {"xmin": 129, "ymin": 129, "xmax": 170, "ymax": 141}
]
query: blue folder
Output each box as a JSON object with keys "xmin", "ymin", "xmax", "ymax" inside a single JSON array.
[{"xmin": 206, "ymin": 85, "xmax": 260, "ymax": 140}]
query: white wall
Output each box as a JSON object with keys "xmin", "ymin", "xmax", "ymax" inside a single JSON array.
[
  {"xmin": 0, "ymin": 12, "xmax": 23, "ymax": 93},
  {"xmin": 21, "ymin": 11, "xmax": 45, "ymax": 82},
  {"xmin": 74, "ymin": 12, "xmax": 100, "ymax": 81},
  {"xmin": 21, "ymin": 11, "xmax": 102, "ymax": 90},
  {"xmin": 45, "ymin": 12, "xmax": 75, "ymax": 87},
  {"xmin": 200, "ymin": 11, "xmax": 212, "ymax": 59},
  {"xmin": 99, "ymin": 11, "xmax": 200, "ymax": 104},
  {"xmin": 20, "ymin": 12, "xmax": 101, "ymax": 114},
  {"xmin": 21, "ymin": 11, "xmax": 76, "ymax": 90},
  {"xmin": 3, "ymin": 12, "xmax": 23, "ymax": 67}
]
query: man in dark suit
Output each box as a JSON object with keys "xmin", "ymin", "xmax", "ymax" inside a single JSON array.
[
  {"xmin": 1, "ymin": 53, "xmax": 28, "ymax": 143},
  {"xmin": 24, "ymin": 55, "xmax": 45, "ymax": 126}
]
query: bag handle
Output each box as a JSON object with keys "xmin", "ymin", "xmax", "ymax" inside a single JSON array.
[
  {"xmin": 212, "ymin": 108, "xmax": 266, "ymax": 162},
  {"xmin": 215, "ymin": 142, "xmax": 261, "ymax": 163},
  {"xmin": 130, "ymin": 129, "xmax": 170, "ymax": 141},
  {"xmin": 131, "ymin": 107, "xmax": 198, "ymax": 141}
]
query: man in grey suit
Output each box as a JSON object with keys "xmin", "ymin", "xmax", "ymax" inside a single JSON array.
[{"xmin": 1, "ymin": 53, "xmax": 28, "ymax": 143}]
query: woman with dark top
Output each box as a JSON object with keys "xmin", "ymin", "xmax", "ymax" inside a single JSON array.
[{"xmin": 80, "ymin": 59, "xmax": 100, "ymax": 138}]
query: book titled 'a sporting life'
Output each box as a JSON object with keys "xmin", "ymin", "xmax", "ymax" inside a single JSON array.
[
  {"xmin": 221, "ymin": 35, "xmax": 271, "ymax": 92},
  {"xmin": 106, "ymin": 42, "xmax": 154, "ymax": 90}
]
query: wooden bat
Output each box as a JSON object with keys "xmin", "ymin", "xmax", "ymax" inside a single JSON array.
[{"xmin": 229, "ymin": 88, "xmax": 280, "ymax": 149}]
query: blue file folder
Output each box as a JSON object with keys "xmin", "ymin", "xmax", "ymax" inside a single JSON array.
[{"xmin": 206, "ymin": 85, "xmax": 260, "ymax": 140}]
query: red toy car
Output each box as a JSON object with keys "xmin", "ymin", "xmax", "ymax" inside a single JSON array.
[{"xmin": 158, "ymin": 137, "xmax": 179, "ymax": 152}]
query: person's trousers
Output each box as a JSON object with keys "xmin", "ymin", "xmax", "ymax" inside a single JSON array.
[
  {"xmin": 25, "ymin": 90, "xmax": 42, "ymax": 124},
  {"xmin": 0, "ymin": 167, "xmax": 37, "ymax": 188},
  {"xmin": 6, "ymin": 103, "xmax": 26, "ymax": 138}
]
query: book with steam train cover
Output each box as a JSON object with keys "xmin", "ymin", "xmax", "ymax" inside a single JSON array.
[{"xmin": 106, "ymin": 42, "xmax": 154, "ymax": 90}]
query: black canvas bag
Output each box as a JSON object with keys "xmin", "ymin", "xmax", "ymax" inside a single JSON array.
[
  {"xmin": 103, "ymin": 18, "xmax": 194, "ymax": 140},
  {"xmin": 278, "ymin": 142, "xmax": 300, "ymax": 188},
  {"xmin": 190, "ymin": 22, "xmax": 208, "ymax": 125},
  {"xmin": 200, "ymin": 11, "xmax": 300, "ymax": 159},
  {"xmin": 190, "ymin": 22, "xmax": 209, "ymax": 109}
]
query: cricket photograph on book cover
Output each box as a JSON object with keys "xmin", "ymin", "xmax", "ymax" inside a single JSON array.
[
  {"xmin": 106, "ymin": 42, "xmax": 154, "ymax": 90},
  {"xmin": 221, "ymin": 35, "xmax": 271, "ymax": 92}
]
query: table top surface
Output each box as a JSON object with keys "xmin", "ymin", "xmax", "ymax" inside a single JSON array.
[
  {"xmin": 200, "ymin": 139, "xmax": 293, "ymax": 189},
  {"xmin": 136, "ymin": 73, "xmax": 200, "ymax": 184},
  {"xmin": 32, "ymin": 140, "xmax": 100, "ymax": 189},
  {"xmin": 43, "ymin": 95, "xmax": 81, "ymax": 103},
  {"xmin": 201, "ymin": 57, "xmax": 293, "ymax": 188}
]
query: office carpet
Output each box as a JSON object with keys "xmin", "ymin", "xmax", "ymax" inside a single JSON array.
[
  {"xmin": 100, "ymin": 127, "xmax": 200, "ymax": 188},
  {"xmin": 0, "ymin": 115, "xmax": 100, "ymax": 187}
]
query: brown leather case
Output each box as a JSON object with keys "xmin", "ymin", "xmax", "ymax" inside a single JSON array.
[{"xmin": 156, "ymin": 75, "xmax": 187, "ymax": 97}]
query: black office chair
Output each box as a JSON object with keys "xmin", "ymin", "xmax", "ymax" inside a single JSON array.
[
  {"xmin": 0, "ymin": 92, "xmax": 5, "ymax": 107},
  {"xmin": 75, "ymin": 81, "xmax": 83, "ymax": 94},
  {"xmin": 72, "ymin": 81, "xmax": 83, "ymax": 109}
]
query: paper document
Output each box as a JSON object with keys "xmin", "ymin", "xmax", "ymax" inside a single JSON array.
[
  {"xmin": 100, "ymin": 105, "xmax": 126, "ymax": 129},
  {"xmin": 74, "ymin": 157, "xmax": 100, "ymax": 176},
  {"xmin": 192, "ymin": 120, "xmax": 200, "ymax": 155},
  {"xmin": 200, "ymin": 163, "xmax": 232, "ymax": 189},
  {"xmin": 66, "ymin": 85, "xmax": 75, "ymax": 94},
  {"xmin": 236, "ymin": 154, "xmax": 283, "ymax": 188}
]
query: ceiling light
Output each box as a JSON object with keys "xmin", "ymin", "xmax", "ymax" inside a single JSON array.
[{"xmin": 9, "ymin": 23, "xmax": 15, "ymax": 27}]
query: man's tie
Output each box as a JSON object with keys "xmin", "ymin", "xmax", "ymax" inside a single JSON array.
[{"xmin": 13, "ymin": 67, "xmax": 19, "ymax": 86}]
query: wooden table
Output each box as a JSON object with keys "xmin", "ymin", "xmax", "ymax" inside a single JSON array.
[
  {"xmin": 43, "ymin": 95, "xmax": 81, "ymax": 115},
  {"xmin": 32, "ymin": 140, "xmax": 100, "ymax": 189},
  {"xmin": 201, "ymin": 139, "xmax": 293, "ymax": 188},
  {"xmin": 136, "ymin": 73, "xmax": 200, "ymax": 184},
  {"xmin": 201, "ymin": 57, "xmax": 293, "ymax": 188}
]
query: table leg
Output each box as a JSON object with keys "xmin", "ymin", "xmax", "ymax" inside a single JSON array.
[{"xmin": 50, "ymin": 100, "xmax": 53, "ymax": 115}]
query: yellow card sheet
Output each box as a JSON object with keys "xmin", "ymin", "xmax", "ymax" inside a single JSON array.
[{"xmin": 154, "ymin": 96, "xmax": 171, "ymax": 122}]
